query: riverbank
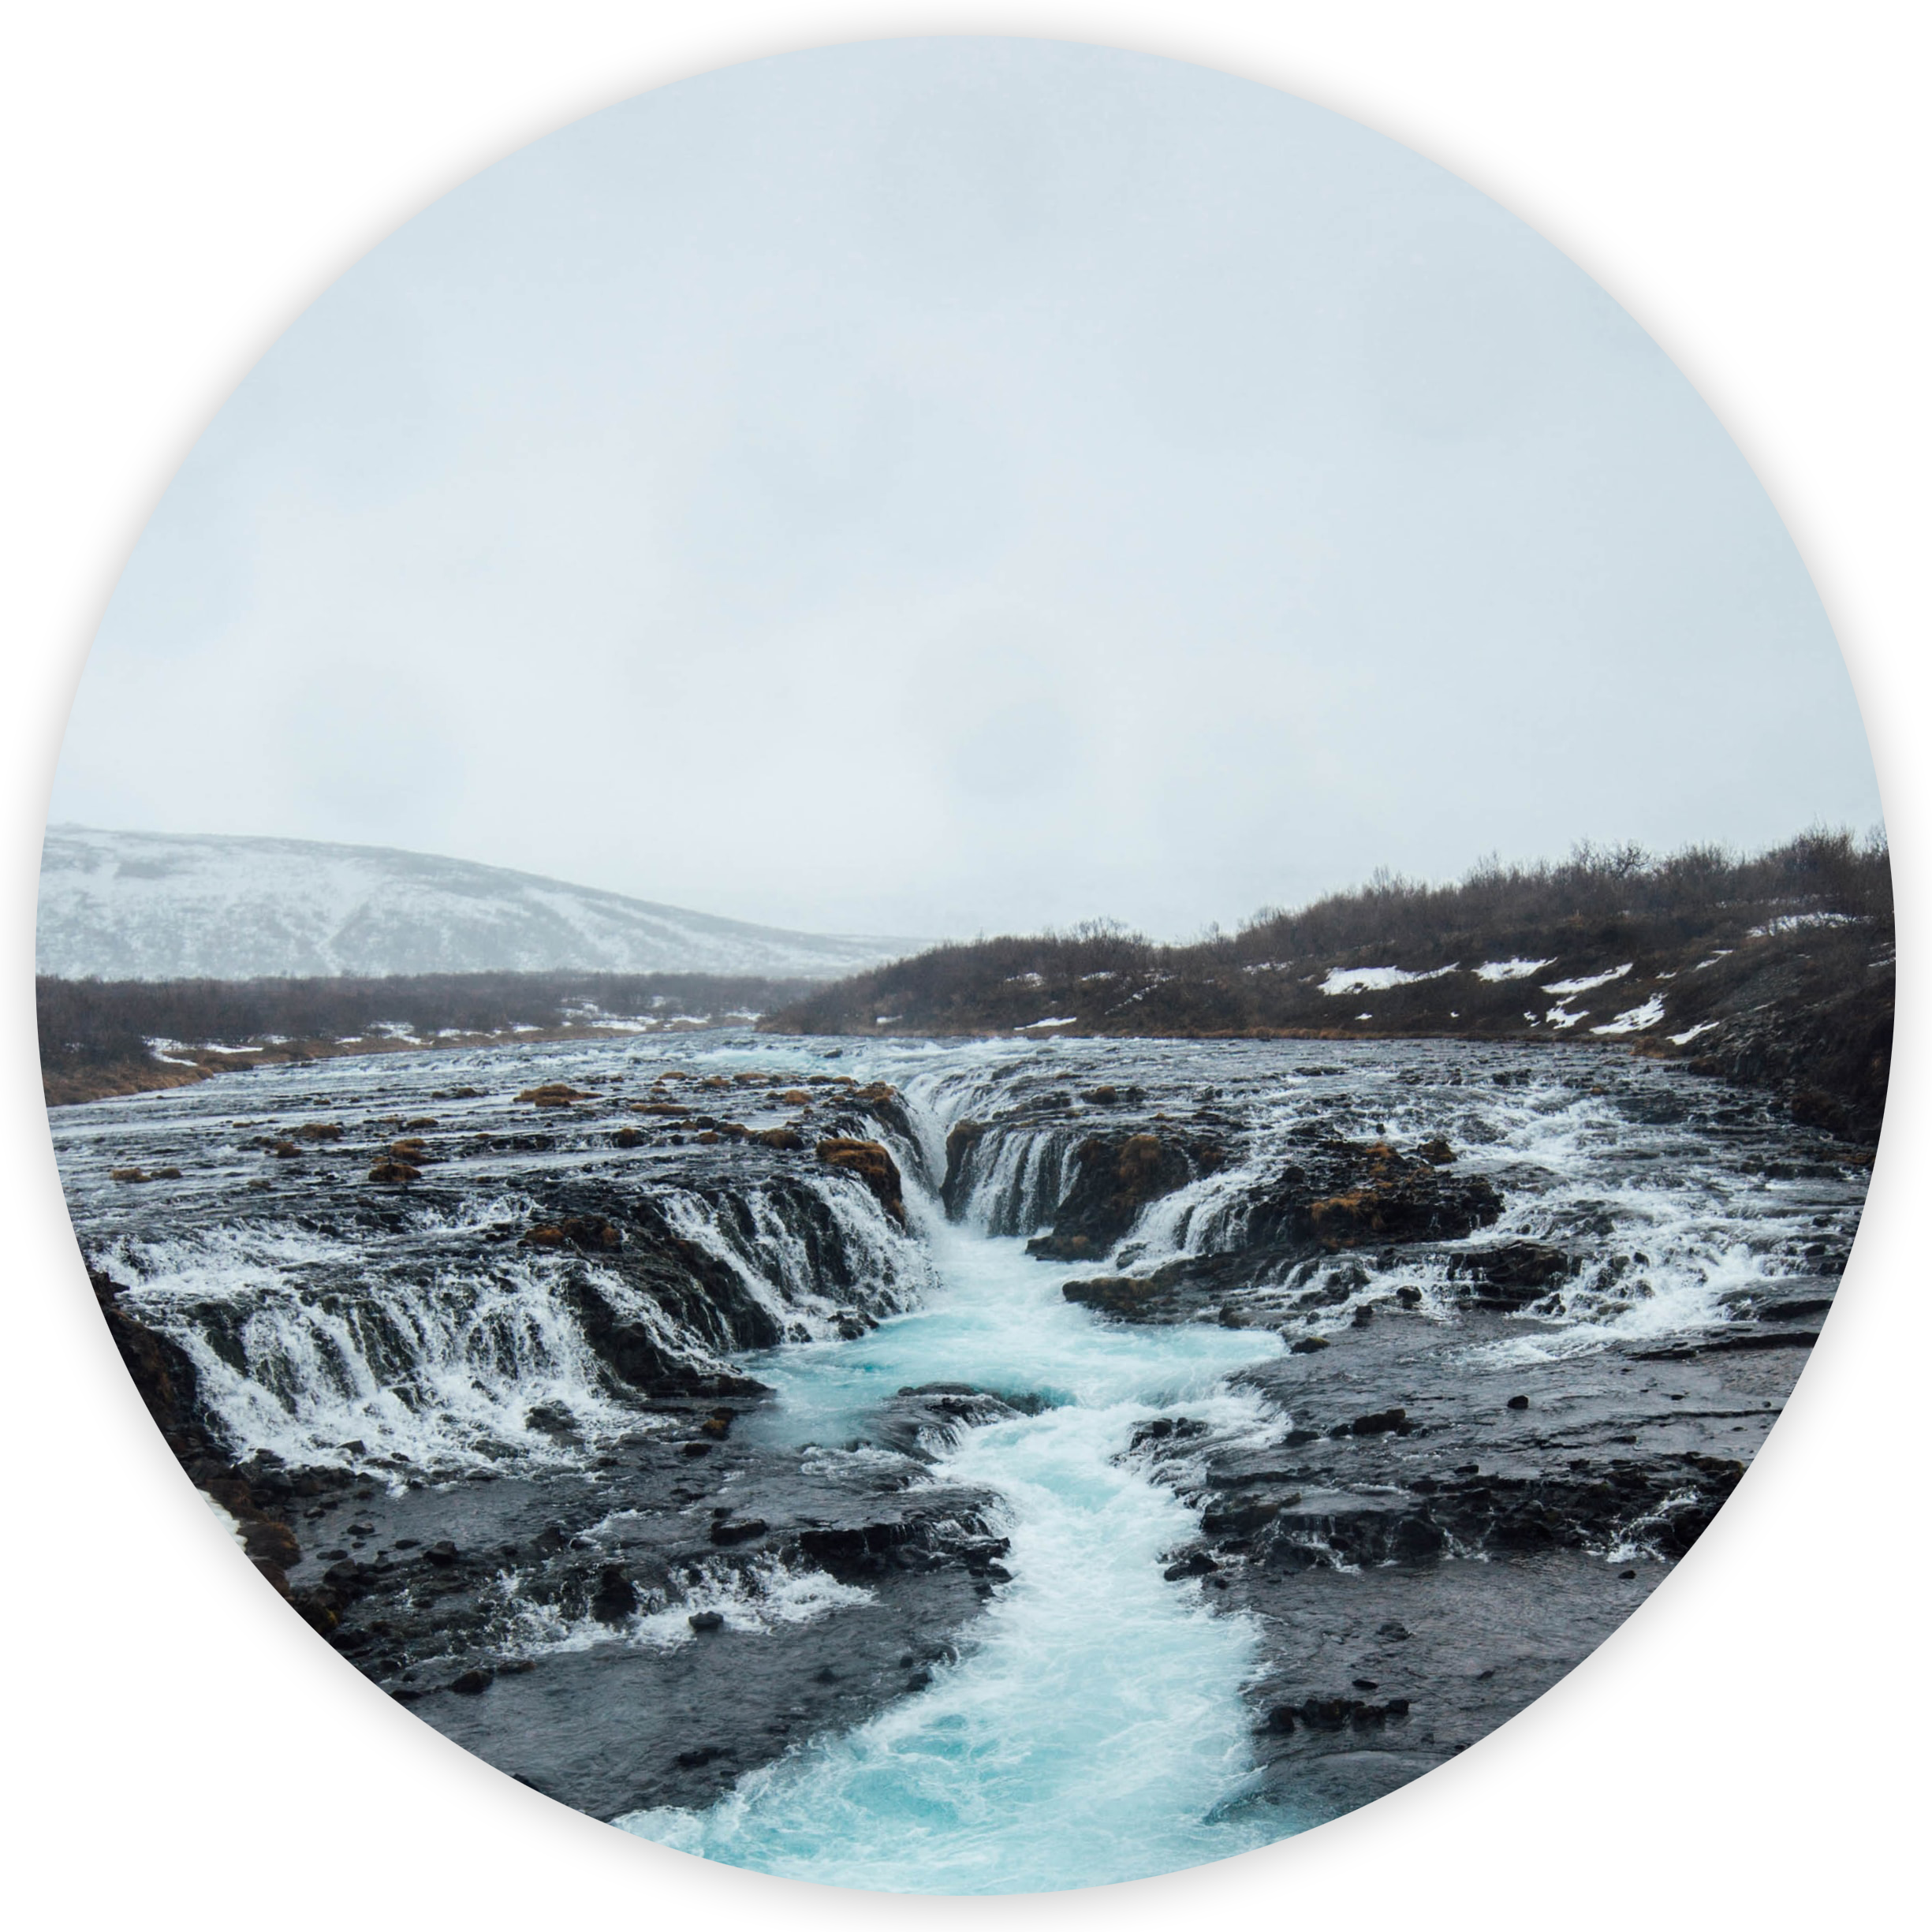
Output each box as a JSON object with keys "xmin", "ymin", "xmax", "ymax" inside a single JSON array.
[{"xmin": 51, "ymin": 1030, "xmax": 1863, "ymax": 1884}]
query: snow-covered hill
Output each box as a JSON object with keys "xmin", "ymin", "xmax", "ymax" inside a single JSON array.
[{"xmin": 37, "ymin": 829, "xmax": 922, "ymax": 982}]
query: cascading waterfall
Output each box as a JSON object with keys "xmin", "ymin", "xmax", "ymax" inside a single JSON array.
[
  {"xmin": 52, "ymin": 1028, "xmax": 1865, "ymax": 1890},
  {"xmin": 617, "ymin": 1203, "xmax": 1296, "ymax": 1891}
]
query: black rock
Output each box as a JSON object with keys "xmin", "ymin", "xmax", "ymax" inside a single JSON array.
[
  {"xmin": 449, "ymin": 1669, "xmax": 493, "ymax": 1695},
  {"xmin": 1163, "ymin": 1550, "xmax": 1218, "ymax": 1580},
  {"xmin": 591, "ymin": 1565, "xmax": 638, "ymax": 1625},
  {"xmin": 1351, "ymin": 1408, "xmax": 1408, "ymax": 1436},
  {"xmin": 1506, "ymin": 1395, "xmax": 1530, "ymax": 1411},
  {"xmin": 687, "ymin": 1609, "xmax": 724, "ymax": 1632}
]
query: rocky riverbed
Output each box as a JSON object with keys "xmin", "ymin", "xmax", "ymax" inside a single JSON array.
[{"xmin": 54, "ymin": 1031, "xmax": 1866, "ymax": 1888}]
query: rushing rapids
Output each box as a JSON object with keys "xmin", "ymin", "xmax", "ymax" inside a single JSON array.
[{"xmin": 53, "ymin": 1032, "xmax": 1867, "ymax": 1890}]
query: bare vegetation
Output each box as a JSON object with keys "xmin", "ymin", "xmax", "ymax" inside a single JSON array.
[
  {"xmin": 36, "ymin": 971, "xmax": 816, "ymax": 1106},
  {"xmin": 762, "ymin": 831, "xmax": 1893, "ymax": 1140}
]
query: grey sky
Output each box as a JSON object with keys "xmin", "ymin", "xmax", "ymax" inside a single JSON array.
[{"xmin": 51, "ymin": 37, "xmax": 1881, "ymax": 942}]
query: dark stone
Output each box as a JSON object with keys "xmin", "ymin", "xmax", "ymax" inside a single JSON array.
[
  {"xmin": 1024, "ymin": 1131, "xmax": 1225, "ymax": 1262},
  {"xmin": 1244, "ymin": 1136, "xmax": 1503, "ymax": 1255},
  {"xmin": 687, "ymin": 1610, "xmax": 725, "ymax": 1633},
  {"xmin": 1448, "ymin": 1241, "xmax": 1578, "ymax": 1307},
  {"xmin": 449, "ymin": 1669, "xmax": 493, "ymax": 1695},
  {"xmin": 815, "ymin": 1138, "xmax": 907, "ymax": 1225},
  {"xmin": 1203, "ymin": 1497, "xmax": 1287, "ymax": 1538},
  {"xmin": 1506, "ymin": 1395, "xmax": 1530, "ymax": 1411},
  {"xmin": 591, "ymin": 1565, "xmax": 638, "ymax": 1625},
  {"xmin": 1351, "ymin": 1408, "xmax": 1408, "ymax": 1436}
]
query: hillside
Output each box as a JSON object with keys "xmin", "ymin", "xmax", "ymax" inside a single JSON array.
[
  {"xmin": 37, "ymin": 828, "xmax": 921, "ymax": 982},
  {"xmin": 763, "ymin": 833, "xmax": 1893, "ymax": 1142},
  {"xmin": 36, "ymin": 969, "xmax": 815, "ymax": 1106}
]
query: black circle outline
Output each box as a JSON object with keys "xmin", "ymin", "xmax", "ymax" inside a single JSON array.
[{"xmin": 41, "ymin": 34, "xmax": 1885, "ymax": 1900}]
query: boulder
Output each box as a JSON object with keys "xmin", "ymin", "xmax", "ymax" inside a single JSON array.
[
  {"xmin": 815, "ymin": 1138, "xmax": 907, "ymax": 1225},
  {"xmin": 1025, "ymin": 1131, "xmax": 1225, "ymax": 1261},
  {"xmin": 1245, "ymin": 1135, "xmax": 1501, "ymax": 1254},
  {"xmin": 1446, "ymin": 1240, "xmax": 1577, "ymax": 1307}
]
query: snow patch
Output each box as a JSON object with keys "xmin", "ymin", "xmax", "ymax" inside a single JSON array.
[
  {"xmin": 1591, "ymin": 995, "xmax": 1666, "ymax": 1036},
  {"xmin": 1473, "ymin": 957, "xmax": 1553, "ymax": 983},
  {"xmin": 1542, "ymin": 964, "xmax": 1632, "ymax": 995},
  {"xmin": 1749, "ymin": 912, "xmax": 1857, "ymax": 938},
  {"xmin": 1320, "ymin": 964, "xmax": 1457, "ymax": 996}
]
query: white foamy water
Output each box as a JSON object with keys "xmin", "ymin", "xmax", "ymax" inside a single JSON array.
[
  {"xmin": 619, "ymin": 1216, "xmax": 1291, "ymax": 1890},
  {"xmin": 53, "ymin": 1028, "xmax": 1865, "ymax": 1889}
]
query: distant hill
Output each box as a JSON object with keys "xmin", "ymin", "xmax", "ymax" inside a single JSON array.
[
  {"xmin": 37, "ymin": 828, "xmax": 922, "ymax": 982},
  {"xmin": 763, "ymin": 832, "xmax": 1894, "ymax": 1143}
]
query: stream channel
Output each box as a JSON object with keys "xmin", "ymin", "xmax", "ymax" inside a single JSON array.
[{"xmin": 54, "ymin": 1034, "xmax": 1862, "ymax": 1891}]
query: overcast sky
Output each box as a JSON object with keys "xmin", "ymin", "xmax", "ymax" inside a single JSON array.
[{"xmin": 50, "ymin": 38, "xmax": 1881, "ymax": 942}]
